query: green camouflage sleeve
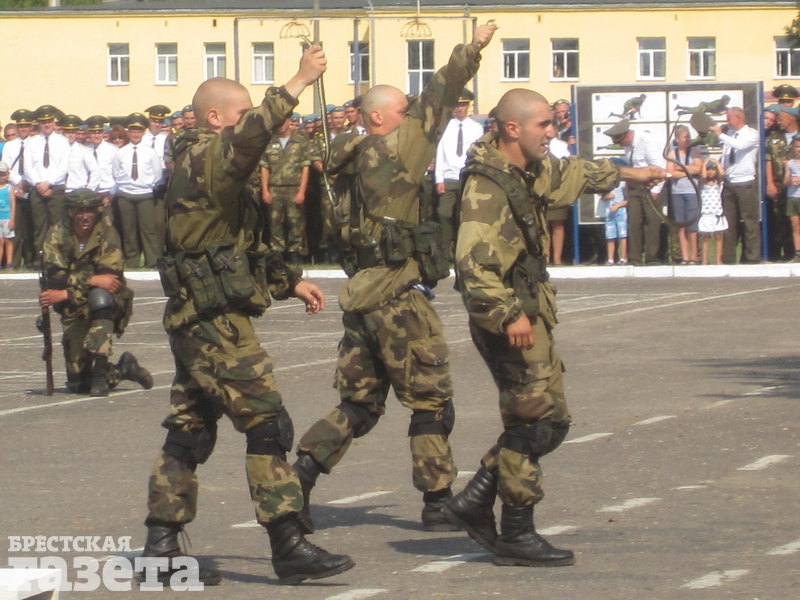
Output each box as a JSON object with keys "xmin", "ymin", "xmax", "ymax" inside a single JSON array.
[
  {"xmin": 327, "ymin": 132, "xmax": 364, "ymax": 175},
  {"xmin": 456, "ymin": 174, "xmax": 525, "ymax": 335},
  {"xmin": 398, "ymin": 42, "xmax": 482, "ymax": 182},
  {"xmin": 42, "ymin": 225, "xmax": 69, "ymax": 288},
  {"xmin": 543, "ymin": 156, "xmax": 621, "ymax": 208}
]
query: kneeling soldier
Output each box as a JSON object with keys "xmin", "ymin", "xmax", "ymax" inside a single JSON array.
[{"xmin": 38, "ymin": 188, "xmax": 153, "ymax": 396}]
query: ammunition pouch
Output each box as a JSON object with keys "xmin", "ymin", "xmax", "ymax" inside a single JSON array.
[
  {"xmin": 412, "ymin": 221, "xmax": 450, "ymax": 286},
  {"xmin": 176, "ymin": 250, "xmax": 226, "ymax": 315},
  {"xmin": 380, "ymin": 219, "xmax": 415, "ymax": 266},
  {"xmin": 156, "ymin": 256, "xmax": 181, "ymax": 299},
  {"xmin": 207, "ymin": 242, "xmax": 253, "ymax": 303},
  {"xmin": 507, "ymin": 253, "xmax": 548, "ymax": 320}
]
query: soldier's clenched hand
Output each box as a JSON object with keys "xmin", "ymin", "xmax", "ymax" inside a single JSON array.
[
  {"xmin": 89, "ymin": 273, "xmax": 121, "ymax": 293},
  {"xmin": 471, "ymin": 22, "xmax": 498, "ymax": 50},
  {"xmin": 294, "ymin": 281, "xmax": 325, "ymax": 315},
  {"xmin": 506, "ymin": 313, "xmax": 534, "ymax": 350}
]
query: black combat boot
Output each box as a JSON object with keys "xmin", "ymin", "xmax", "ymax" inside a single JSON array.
[
  {"xmin": 442, "ymin": 466, "xmax": 498, "ymax": 551},
  {"xmin": 266, "ymin": 513, "xmax": 355, "ymax": 585},
  {"xmin": 493, "ymin": 504, "xmax": 575, "ymax": 567},
  {"xmin": 140, "ymin": 523, "xmax": 222, "ymax": 586},
  {"xmin": 293, "ymin": 453, "xmax": 322, "ymax": 534},
  {"xmin": 90, "ymin": 356, "xmax": 110, "ymax": 397},
  {"xmin": 421, "ymin": 488, "xmax": 460, "ymax": 532},
  {"xmin": 117, "ymin": 351, "xmax": 154, "ymax": 389}
]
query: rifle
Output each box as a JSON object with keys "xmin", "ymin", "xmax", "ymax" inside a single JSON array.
[{"xmin": 38, "ymin": 271, "xmax": 55, "ymax": 396}]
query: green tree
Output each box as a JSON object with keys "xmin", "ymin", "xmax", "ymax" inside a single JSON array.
[{"xmin": 786, "ymin": 9, "xmax": 800, "ymax": 47}]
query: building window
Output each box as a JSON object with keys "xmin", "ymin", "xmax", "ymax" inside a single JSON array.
[
  {"xmin": 688, "ymin": 37, "xmax": 716, "ymax": 79},
  {"xmin": 349, "ymin": 41, "xmax": 369, "ymax": 84},
  {"xmin": 107, "ymin": 43, "xmax": 129, "ymax": 85},
  {"xmin": 502, "ymin": 39, "xmax": 530, "ymax": 81},
  {"xmin": 637, "ymin": 37, "xmax": 666, "ymax": 79},
  {"xmin": 156, "ymin": 43, "xmax": 178, "ymax": 85},
  {"xmin": 407, "ymin": 40, "xmax": 434, "ymax": 96},
  {"xmin": 775, "ymin": 36, "xmax": 800, "ymax": 78},
  {"xmin": 551, "ymin": 38, "xmax": 579, "ymax": 80},
  {"xmin": 204, "ymin": 43, "xmax": 226, "ymax": 79},
  {"xmin": 252, "ymin": 42, "xmax": 274, "ymax": 84}
]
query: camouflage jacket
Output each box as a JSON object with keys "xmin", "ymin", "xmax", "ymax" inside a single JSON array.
[
  {"xmin": 42, "ymin": 218, "xmax": 130, "ymax": 322},
  {"xmin": 765, "ymin": 130, "xmax": 794, "ymax": 187},
  {"xmin": 329, "ymin": 41, "xmax": 482, "ymax": 313},
  {"xmin": 456, "ymin": 134, "xmax": 620, "ymax": 333},
  {"xmin": 163, "ymin": 86, "xmax": 302, "ymax": 331},
  {"xmin": 259, "ymin": 132, "xmax": 311, "ymax": 187}
]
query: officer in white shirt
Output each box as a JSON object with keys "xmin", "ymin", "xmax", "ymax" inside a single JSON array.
[
  {"xmin": 604, "ymin": 119, "xmax": 666, "ymax": 265},
  {"xmin": 434, "ymin": 88, "xmax": 484, "ymax": 260},
  {"xmin": 24, "ymin": 105, "xmax": 71, "ymax": 266},
  {"xmin": 1, "ymin": 109, "xmax": 35, "ymax": 267},
  {"xmin": 709, "ymin": 107, "xmax": 761, "ymax": 263},
  {"xmin": 85, "ymin": 116, "xmax": 118, "ymax": 210},
  {"xmin": 143, "ymin": 105, "xmax": 171, "ymax": 253},
  {"xmin": 112, "ymin": 113, "xmax": 163, "ymax": 269},
  {"xmin": 60, "ymin": 115, "xmax": 100, "ymax": 193}
]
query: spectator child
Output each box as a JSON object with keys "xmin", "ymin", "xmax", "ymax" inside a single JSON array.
[
  {"xmin": 602, "ymin": 181, "xmax": 628, "ymax": 265},
  {"xmin": 0, "ymin": 162, "xmax": 17, "ymax": 268},
  {"xmin": 783, "ymin": 136, "xmax": 800, "ymax": 262},
  {"xmin": 698, "ymin": 159, "xmax": 727, "ymax": 265}
]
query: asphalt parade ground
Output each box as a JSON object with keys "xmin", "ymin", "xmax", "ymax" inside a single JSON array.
[{"xmin": 0, "ymin": 271, "xmax": 798, "ymax": 599}]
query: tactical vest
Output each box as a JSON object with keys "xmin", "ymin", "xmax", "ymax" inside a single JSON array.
[{"xmin": 460, "ymin": 162, "xmax": 549, "ymax": 319}]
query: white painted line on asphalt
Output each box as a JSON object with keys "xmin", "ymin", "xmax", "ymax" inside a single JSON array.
[
  {"xmin": 766, "ymin": 539, "xmax": 800, "ymax": 556},
  {"xmin": 633, "ymin": 415, "xmax": 676, "ymax": 426},
  {"xmin": 598, "ymin": 497, "xmax": 660, "ymax": 513},
  {"xmin": 323, "ymin": 589, "xmax": 389, "ymax": 600},
  {"xmin": 539, "ymin": 525, "xmax": 579, "ymax": 536},
  {"xmin": 231, "ymin": 520, "xmax": 260, "ymax": 529},
  {"xmin": 564, "ymin": 432, "xmax": 613, "ymax": 444},
  {"xmin": 737, "ymin": 455, "xmax": 792, "ymax": 471},
  {"xmin": 743, "ymin": 385, "xmax": 782, "ymax": 396},
  {"xmin": 410, "ymin": 553, "xmax": 484, "ymax": 573},
  {"xmin": 328, "ymin": 491, "xmax": 392, "ymax": 505},
  {"xmin": 673, "ymin": 484, "xmax": 710, "ymax": 491},
  {"xmin": 456, "ymin": 470, "xmax": 477, "ymax": 478},
  {"xmin": 681, "ymin": 569, "xmax": 749, "ymax": 589},
  {"xmin": 704, "ymin": 399, "xmax": 738, "ymax": 409}
]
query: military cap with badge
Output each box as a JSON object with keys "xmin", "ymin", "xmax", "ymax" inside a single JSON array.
[
  {"xmin": 10, "ymin": 108, "xmax": 35, "ymax": 126},
  {"xmin": 85, "ymin": 115, "xmax": 108, "ymax": 133},
  {"xmin": 64, "ymin": 188, "xmax": 104, "ymax": 210},
  {"xmin": 773, "ymin": 84, "xmax": 799, "ymax": 105},
  {"xmin": 145, "ymin": 105, "xmax": 171, "ymax": 121},
  {"xmin": 59, "ymin": 114, "xmax": 84, "ymax": 131},
  {"xmin": 126, "ymin": 113, "xmax": 149, "ymax": 129}
]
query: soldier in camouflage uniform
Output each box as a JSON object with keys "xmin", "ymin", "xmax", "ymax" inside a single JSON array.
[
  {"xmin": 259, "ymin": 117, "xmax": 311, "ymax": 264},
  {"xmin": 39, "ymin": 188, "xmax": 153, "ymax": 397},
  {"xmin": 292, "ymin": 23, "xmax": 497, "ymax": 536},
  {"xmin": 140, "ymin": 46, "xmax": 354, "ymax": 587},
  {"xmin": 764, "ymin": 106, "xmax": 797, "ymax": 261},
  {"xmin": 443, "ymin": 89, "xmax": 666, "ymax": 568}
]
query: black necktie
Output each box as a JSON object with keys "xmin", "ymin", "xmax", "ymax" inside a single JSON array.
[
  {"xmin": 43, "ymin": 135, "xmax": 50, "ymax": 168},
  {"xmin": 729, "ymin": 132, "xmax": 738, "ymax": 166},
  {"xmin": 456, "ymin": 123, "xmax": 464, "ymax": 157},
  {"xmin": 131, "ymin": 146, "xmax": 139, "ymax": 180},
  {"xmin": 17, "ymin": 142, "xmax": 24, "ymax": 175},
  {"xmin": 93, "ymin": 146, "xmax": 98, "ymax": 161}
]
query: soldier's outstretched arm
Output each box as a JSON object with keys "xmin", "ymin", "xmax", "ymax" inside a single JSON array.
[
  {"xmin": 471, "ymin": 21, "xmax": 497, "ymax": 50},
  {"xmin": 619, "ymin": 165, "xmax": 668, "ymax": 187},
  {"xmin": 284, "ymin": 45, "xmax": 327, "ymax": 101}
]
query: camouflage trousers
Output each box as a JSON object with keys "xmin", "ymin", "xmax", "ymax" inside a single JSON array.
[
  {"xmin": 146, "ymin": 310, "xmax": 302, "ymax": 526},
  {"xmin": 61, "ymin": 313, "xmax": 122, "ymax": 391},
  {"xmin": 469, "ymin": 317, "xmax": 570, "ymax": 507},
  {"xmin": 269, "ymin": 186, "xmax": 307, "ymax": 255},
  {"xmin": 297, "ymin": 288, "xmax": 457, "ymax": 493}
]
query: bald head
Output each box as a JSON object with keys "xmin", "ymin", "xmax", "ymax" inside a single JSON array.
[
  {"xmin": 361, "ymin": 85, "xmax": 409, "ymax": 135},
  {"xmin": 193, "ymin": 78, "xmax": 253, "ymax": 130},
  {"xmin": 495, "ymin": 89, "xmax": 550, "ymax": 137}
]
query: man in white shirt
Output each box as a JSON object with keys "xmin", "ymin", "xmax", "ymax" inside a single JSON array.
[
  {"xmin": 85, "ymin": 116, "xmax": 118, "ymax": 210},
  {"xmin": 709, "ymin": 107, "xmax": 761, "ymax": 263},
  {"xmin": 112, "ymin": 113, "xmax": 163, "ymax": 268},
  {"xmin": 434, "ymin": 88, "xmax": 484, "ymax": 260},
  {"xmin": 61, "ymin": 115, "xmax": 100, "ymax": 193},
  {"xmin": 604, "ymin": 119, "xmax": 666, "ymax": 265},
  {"xmin": 1, "ymin": 109, "xmax": 35, "ymax": 267},
  {"xmin": 24, "ymin": 105, "xmax": 71, "ymax": 267},
  {"xmin": 143, "ymin": 105, "xmax": 171, "ymax": 254}
]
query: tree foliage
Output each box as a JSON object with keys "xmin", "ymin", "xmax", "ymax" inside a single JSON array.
[{"xmin": 785, "ymin": 10, "xmax": 800, "ymax": 48}]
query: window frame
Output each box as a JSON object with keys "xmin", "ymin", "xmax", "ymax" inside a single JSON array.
[
  {"xmin": 775, "ymin": 36, "xmax": 800, "ymax": 79},
  {"xmin": 687, "ymin": 37, "xmax": 716, "ymax": 80},
  {"xmin": 349, "ymin": 41, "xmax": 370, "ymax": 85},
  {"xmin": 252, "ymin": 42, "xmax": 275, "ymax": 84},
  {"xmin": 155, "ymin": 42, "xmax": 178, "ymax": 85},
  {"xmin": 204, "ymin": 42, "xmax": 227, "ymax": 80},
  {"xmin": 637, "ymin": 37, "xmax": 666, "ymax": 81},
  {"xmin": 407, "ymin": 39, "xmax": 435, "ymax": 95},
  {"xmin": 501, "ymin": 38, "xmax": 530, "ymax": 82},
  {"xmin": 107, "ymin": 43, "xmax": 130, "ymax": 86},
  {"xmin": 550, "ymin": 38, "xmax": 579, "ymax": 81}
]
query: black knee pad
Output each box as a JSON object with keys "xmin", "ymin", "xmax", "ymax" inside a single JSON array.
[
  {"xmin": 408, "ymin": 399, "xmax": 455, "ymax": 437},
  {"xmin": 88, "ymin": 287, "xmax": 114, "ymax": 313},
  {"xmin": 338, "ymin": 401, "xmax": 380, "ymax": 438},
  {"xmin": 499, "ymin": 418, "xmax": 568, "ymax": 460},
  {"xmin": 163, "ymin": 422, "xmax": 218, "ymax": 468},
  {"xmin": 245, "ymin": 408, "xmax": 294, "ymax": 457}
]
